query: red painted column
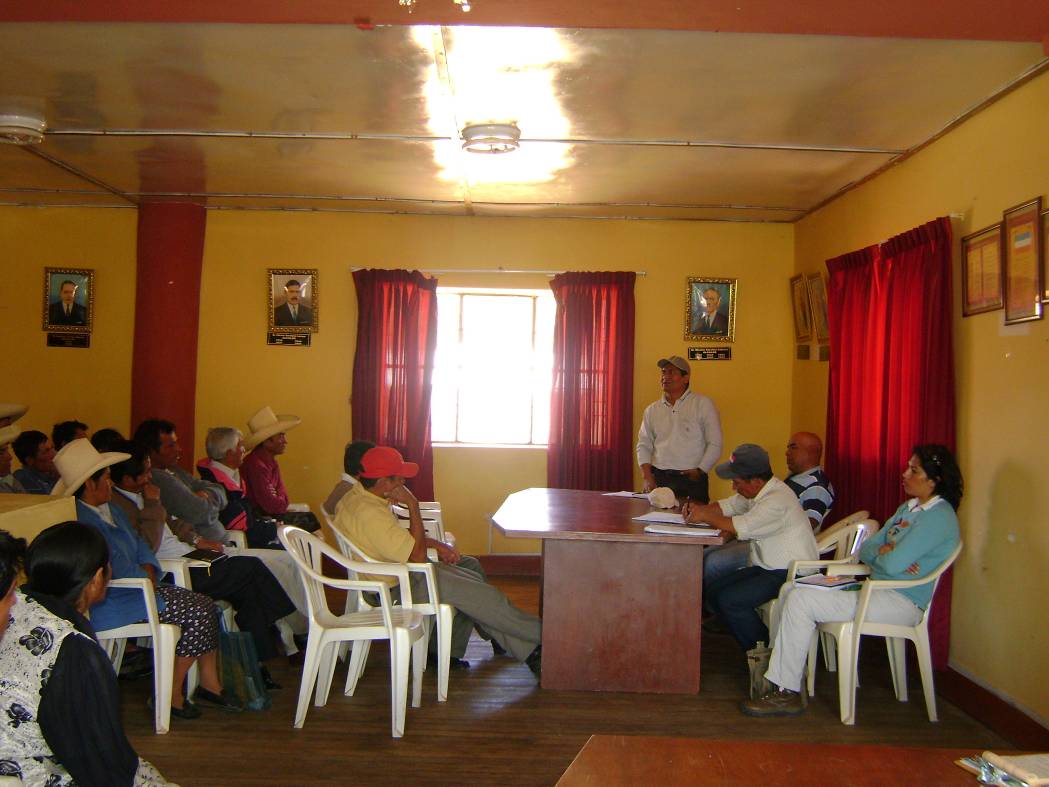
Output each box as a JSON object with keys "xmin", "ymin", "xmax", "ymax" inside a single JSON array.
[{"xmin": 131, "ymin": 202, "xmax": 206, "ymax": 469}]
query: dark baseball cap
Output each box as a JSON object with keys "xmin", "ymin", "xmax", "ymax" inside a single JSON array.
[{"xmin": 715, "ymin": 444, "xmax": 772, "ymax": 480}]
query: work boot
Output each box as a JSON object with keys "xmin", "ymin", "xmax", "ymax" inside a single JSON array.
[{"xmin": 740, "ymin": 686, "xmax": 806, "ymax": 717}]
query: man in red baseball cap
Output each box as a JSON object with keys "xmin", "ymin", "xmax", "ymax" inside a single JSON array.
[{"xmin": 332, "ymin": 446, "xmax": 542, "ymax": 678}]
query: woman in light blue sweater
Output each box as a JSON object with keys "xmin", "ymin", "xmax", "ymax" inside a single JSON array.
[{"xmin": 743, "ymin": 444, "xmax": 962, "ymax": 717}]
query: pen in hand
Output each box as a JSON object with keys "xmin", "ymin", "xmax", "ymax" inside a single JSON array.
[{"xmin": 681, "ymin": 496, "xmax": 692, "ymax": 522}]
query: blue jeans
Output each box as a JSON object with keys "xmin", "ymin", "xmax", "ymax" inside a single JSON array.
[
  {"xmin": 703, "ymin": 541, "xmax": 749, "ymax": 589},
  {"xmin": 706, "ymin": 566, "xmax": 788, "ymax": 651}
]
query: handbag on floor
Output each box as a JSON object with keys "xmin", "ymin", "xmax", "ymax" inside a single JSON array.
[
  {"xmin": 218, "ymin": 620, "xmax": 271, "ymax": 711},
  {"xmin": 746, "ymin": 642, "xmax": 772, "ymax": 699}
]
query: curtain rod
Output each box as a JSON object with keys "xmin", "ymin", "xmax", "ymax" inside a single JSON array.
[{"xmin": 351, "ymin": 267, "xmax": 647, "ymax": 276}]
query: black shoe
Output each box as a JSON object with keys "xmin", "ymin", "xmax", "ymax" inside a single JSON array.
[
  {"xmin": 525, "ymin": 646, "xmax": 542, "ymax": 679},
  {"xmin": 169, "ymin": 701, "xmax": 202, "ymax": 720},
  {"xmin": 194, "ymin": 687, "xmax": 245, "ymax": 713},
  {"xmin": 260, "ymin": 665, "xmax": 281, "ymax": 690},
  {"xmin": 427, "ymin": 652, "xmax": 470, "ymax": 670}
]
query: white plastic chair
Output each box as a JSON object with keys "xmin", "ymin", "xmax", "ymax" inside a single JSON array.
[
  {"xmin": 806, "ymin": 541, "xmax": 963, "ymax": 724},
  {"xmin": 278, "ymin": 525, "xmax": 426, "ymax": 738},
  {"xmin": 390, "ymin": 503, "xmax": 455, "ymax": 547},
  {"xmin": 95, "ymin": 577, "xmax": 180, "ymax": 734},
  {"xmin": 816, "ymin": 510, "xmax": 871, "ymax": 545},
  {"xmin": 330, "ymin": 526, "xmax": 454, "ymax": 703},
  {"xmin": 760, "ymin": 518, "xmax": 879, "ymax": 636}
]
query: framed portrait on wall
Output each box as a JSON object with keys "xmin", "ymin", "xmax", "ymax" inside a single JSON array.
[
  {"xmin": 268, "ymin": 268, "xmax": 318, "ymax": 333},
  {"xmin": 961, "ymin": 224, "xmax": 1003, "ymax": 316},
  {"xmin": 805, "ymin": 272, "xmax": 830, "ymax": 344},
  {"xmin": 789, "ymin": 274, "xmax": 812, "ymax": 342},
  {"xmin": 684, "ymin": 277, "xmax": 736, "ymax": 342},
  {"xmin": 1002, "ymin": 198, "xmax": 1043, "ymax": 325},
  {"xmin": 42, "ymin": 268, "xmax": 93, "ymax": 333}
]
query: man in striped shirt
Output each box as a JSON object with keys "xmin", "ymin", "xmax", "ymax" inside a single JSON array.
[{"xmin": 784, "ymin": 432, "xmax": 835, "ymax": 533}]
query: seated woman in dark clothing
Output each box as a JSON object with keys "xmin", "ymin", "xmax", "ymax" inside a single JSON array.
[{"xmin": 0, "ymin": 524, "xmax": 174, "ymax": 786}]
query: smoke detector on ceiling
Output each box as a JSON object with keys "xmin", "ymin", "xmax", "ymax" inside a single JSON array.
[{"xmin": 0, "ymin": 112, "xmax": 47, "ymax": 145}]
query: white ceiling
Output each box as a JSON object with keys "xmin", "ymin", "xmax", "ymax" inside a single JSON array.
[{"xmin": 0, "ymin": 21, "xmax": 1045, "ymax": 221}]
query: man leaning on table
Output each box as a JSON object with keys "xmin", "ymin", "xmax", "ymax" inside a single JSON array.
[
  {"xmin": 683, "ymin": 444, "xmax": 817, "ymax": 656},
  {"xmin": 636, "ymin": 355, "xmax": 722, "ymax": 504}
]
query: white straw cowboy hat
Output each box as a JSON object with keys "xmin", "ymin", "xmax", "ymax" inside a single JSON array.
[
  {"xmin": 0, "ymin": 424, "xmax": 20, "ymax": 447},
  {"xmin": 51, "ymin": 438, "xmax": 130, "ymax": 497},
  {"xmin": 243, "ymin": 406, "xmax": 301, "ymax": 451},
  {"xmin": 0, "ymin": 404, "xmax": 28, "ymax": 424}
]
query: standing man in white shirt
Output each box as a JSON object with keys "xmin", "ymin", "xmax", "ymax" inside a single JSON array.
[{"xmin": 637, "ymin": 355, "xmax": 723, "ymax": 503}]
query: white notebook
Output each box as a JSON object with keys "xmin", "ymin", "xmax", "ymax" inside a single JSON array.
[{"xmin": 643, "ymin": 523, "xmax": 719, "ymax": 537}]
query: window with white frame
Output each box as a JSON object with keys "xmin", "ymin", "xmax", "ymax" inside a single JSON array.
[{"xmin": 431, "ymin": 288, "xmax": 555, "ymax": 445}]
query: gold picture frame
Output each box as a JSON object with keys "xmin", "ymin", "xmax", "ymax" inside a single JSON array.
[
  {"xmin": 789, "ymin": 274, "xmax": 812, "ymax": 343},
  {"xmin": 42, "ymin": 267, "xmax": 94, "ymax": 333},
  {"xmin": 1002, "ymin": 198, "xmax": 1043, "ymax": 325},
  {"xmin": 805, "ymin": 272, "xmax": 830, "ymax": 344},
  {"xmin": 684, "ymin": 277, "xmax": 736, "ymax": 343},
  {"xmin": 961, "ymin": 224, "xmax": 1003, "ymax": 316},
  {"xmin": 268, "ymin": 268, "xmax": 318, "ymax": 334}
]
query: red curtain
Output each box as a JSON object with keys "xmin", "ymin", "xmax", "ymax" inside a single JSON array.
[
  {"xmin": 548, "ymin": 271, "xmax": 636, "ymax": 491},
  {"xmin": 351, "ymin": 269, "xmax": 438, "ymax": 500},
  {"xmin": 825, "ymin": 216, "xmax": 956, "ymax": 668}
]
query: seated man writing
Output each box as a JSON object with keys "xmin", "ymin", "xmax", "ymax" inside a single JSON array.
[
  {"xmin": 332, "ymin": 446, "xmax": 542, "ymax": 677},
  {"xmin": 684, "ymin": 443, "xmax": 818, "ymax": 659}
]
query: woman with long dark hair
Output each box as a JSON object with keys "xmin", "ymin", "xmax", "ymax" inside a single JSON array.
[
  {"xmin": 743, "ymin": 444, "xmax": 963, "ymax": 717},
  {"xmin": 0, "ymin": 523, "xmax": 174, "ymax": 786}
]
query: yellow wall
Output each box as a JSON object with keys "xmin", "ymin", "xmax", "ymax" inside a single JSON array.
[
  {"xmin": 792, "ymin": 70, "xmax": 1049, "ymax": 723},
  {"xmin": 1, "ymin": 208, "xmax": 137, "ymax": 437},
  {"xmin": 195, "ymin": 212, "xmax": 795, "ymax": 554}
]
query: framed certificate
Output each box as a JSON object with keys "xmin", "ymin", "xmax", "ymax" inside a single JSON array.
[
  {"xmin": 1002, "ymin": 198, "xmax": 1043, "ymax": 324},
  {"xmin": 961, "ymin": 224, "xmax": 1002, "ymax": 316}
]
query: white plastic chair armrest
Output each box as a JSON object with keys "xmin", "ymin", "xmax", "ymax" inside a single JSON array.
[
  {"xmin": 107, "ymin": 577, "xmax": 161, "ymax": 624},
  {"xmin": 786, "ymin": 557, "xmax": 856, "ymax": 583},
  {"xmin": 404, "ymin": 561, "xmax": 439, "ymax": 608},
  {"xmin": 225, "ymin": 530, "xmax": 247, "ymax": 549},
  {"xmin": 158, "ymin": 558, "xmax": 191, "ymax": 588}
]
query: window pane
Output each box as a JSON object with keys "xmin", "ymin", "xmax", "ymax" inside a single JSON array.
[
  {"xmin": 430, "ymin": 294, "xmax": 461, "ymax": 442},
  {"xmin": 431, "ymin": 289, "xmax": 555, "ymax": 446}
]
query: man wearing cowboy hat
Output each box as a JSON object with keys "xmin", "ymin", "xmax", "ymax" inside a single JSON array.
[
  {"xmin": 0, "ymin": 403, "xmax": 28, "ymax": 429},
  {"xmin": 0, "ymin": 425, "xmax": 25, "ymax": 493},
  {"xmin": 241, "ymin": 406, "xmax": 300, "ymax": 519},
  {"xmin": 133, "ymin": 418, "xmax": 229, "ymax": 543},
  {"xmin": 333, "ymin": 446, "xmax": 543, "ymax": 677}
]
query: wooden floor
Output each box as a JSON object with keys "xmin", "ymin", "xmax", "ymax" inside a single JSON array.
[{"xmin": 125, "ymin": 578, "xmax": 1010, "ymax": 786}]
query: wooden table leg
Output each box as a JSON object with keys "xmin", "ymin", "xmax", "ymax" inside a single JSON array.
[{"xmin": 540, "ymin": 539, "xmax": 704, "ymax": 693}]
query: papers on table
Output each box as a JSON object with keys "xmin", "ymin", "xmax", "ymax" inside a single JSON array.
[
  {"xmin": 633, "ymin": 511, "xmax": 685, "ymax": 524},
  {"xmin": 643, "ymin": 523, "xmax": 720, "ymax": 537},
  {"xmin": 602, "ymin": 491, "xmax": 650, "ymax": 499}
]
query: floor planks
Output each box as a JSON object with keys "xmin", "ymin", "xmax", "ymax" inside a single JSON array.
[{"xmin": 124, "ymin": 577, "xmax": 1010, "ymax": 786}]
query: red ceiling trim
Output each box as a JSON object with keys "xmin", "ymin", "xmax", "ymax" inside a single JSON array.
[{"xmin": 3, "ymin": 0, "xmax": 1047, "ymax": 43}]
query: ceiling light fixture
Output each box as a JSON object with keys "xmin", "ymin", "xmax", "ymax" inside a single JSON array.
[
  {"xmin": 461, "ymin": 123, "xmax": 521, "ymax": 154},
  {"xmin": 0, "ymin": 111, "xmax": 46, "ymax": 145},
  {"xmin": 399, "ymin": 0, "xmax": 472, "ymax": 13}
]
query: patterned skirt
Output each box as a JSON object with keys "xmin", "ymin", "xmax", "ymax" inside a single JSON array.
[{"xmin": 152, "ymin": 585, "xmax": 220, "ymax": 658}]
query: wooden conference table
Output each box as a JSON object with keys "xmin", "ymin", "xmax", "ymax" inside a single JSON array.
[
  {"xmin": 556, "ymin": 736, "xmax": 977, "ymax": 785},
  {"xmin": 490, "ymin": 488, "xmax": 723, "ymax": 694}
]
